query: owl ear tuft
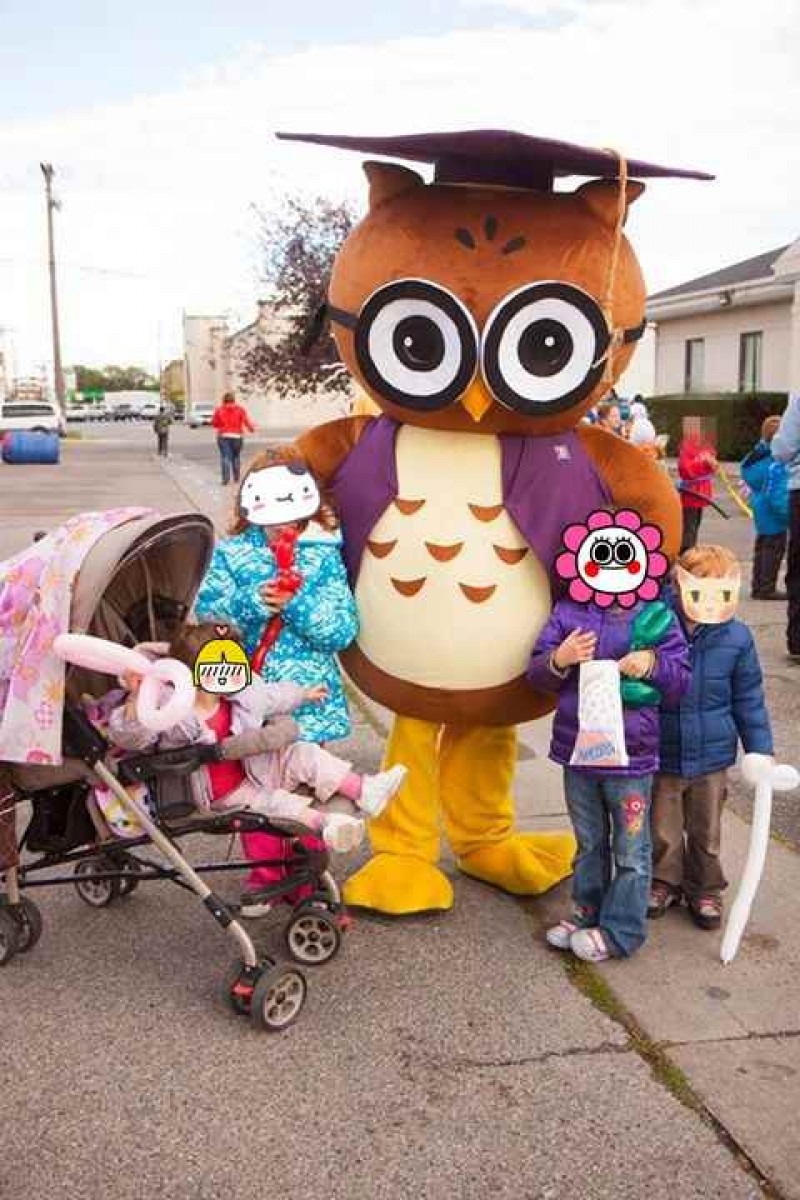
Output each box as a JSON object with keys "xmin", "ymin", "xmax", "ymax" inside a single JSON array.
[
  {"xmin": 576, "ymin": 179, "xmax": 646, "ymax": 228},
  {"xmin": 364, "ymin": 161, "xmax": 424, "ymax": 211}
]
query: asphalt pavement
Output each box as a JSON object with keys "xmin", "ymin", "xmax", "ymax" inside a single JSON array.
[{"xmin": 0, "ymin": 423, "xmax": 797, "ymax": 1199}]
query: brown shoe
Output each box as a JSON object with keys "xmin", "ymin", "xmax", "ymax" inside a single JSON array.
[
  {"xmin": 688, "ymin": 895, "xmax": 722, "ymax": 930},
  {"xmin": 647, "ymin": 882, "xmax": 681, "ymax": 919}
]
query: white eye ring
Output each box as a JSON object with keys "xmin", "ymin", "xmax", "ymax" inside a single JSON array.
[
  {"xmin": 481, "ymin": 281, "xmax": 609, "ymax": 414},
  {"xmin": 367, "ymin": 297, "xmax": 464, "ymax": 398}
]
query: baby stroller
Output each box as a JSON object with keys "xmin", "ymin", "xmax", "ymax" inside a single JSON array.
[{"xmin": 0, "ymin": 509, "xmax": 349, "ymax": 1031}]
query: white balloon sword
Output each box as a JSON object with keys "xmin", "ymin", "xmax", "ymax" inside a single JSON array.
[{"xmin": 720, "ymin": 753, "xmax": 800, "ymax": 964}]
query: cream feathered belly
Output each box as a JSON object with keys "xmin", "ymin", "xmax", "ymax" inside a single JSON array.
[{"xmin": 355, "ymin": 426, "xmax": 552, "ymax": 691}]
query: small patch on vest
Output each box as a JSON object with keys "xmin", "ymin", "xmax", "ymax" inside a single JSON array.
[{"xmin": 555, "ymin": 444, "xmax": 571, "ymax": 462}]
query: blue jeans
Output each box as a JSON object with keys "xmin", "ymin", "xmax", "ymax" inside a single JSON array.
[
  {"xmin": 218, "ymin": 436, "xmax": 243, "ymax": 484},
  {"xmin": 563, "ymin": 768, "xmax": 653, "ymax": 957}
]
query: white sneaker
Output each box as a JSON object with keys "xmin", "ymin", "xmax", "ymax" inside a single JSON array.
[
  {"xmin": 322, "ymin": 813, "xmax": 365, "ymax": 853},
  {"xmin": 545, "ymin": 918, "xmax": 583, "ymax": 950},
  {"xmin": 358, "ymin": 765, "xmax": 408, "ymax": 818},
  {"xmin": 570, "ymin": 927, "xmax": 613, "ymax": 963},
  {"xmin": 238, "ymin": 891, "xmax": 275, "ymax": 920}
]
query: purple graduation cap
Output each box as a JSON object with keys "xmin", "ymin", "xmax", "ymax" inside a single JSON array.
[{"xmin": 275, "ymin": 129, "xmax": 713, "ymax": 190}]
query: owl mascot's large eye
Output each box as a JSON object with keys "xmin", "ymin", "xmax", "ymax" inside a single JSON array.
[
  {"xmin": 354, "ymin": 278, "xmax": 479, "ymax": 411},
  {"xmin": 482, "ymin": 282, "xmax": 609, "ymax": 415}
]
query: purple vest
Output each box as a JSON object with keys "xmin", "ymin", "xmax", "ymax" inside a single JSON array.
[{"xmin": 329, "ymin": 417, "xmax": 611, "ymax": 593}]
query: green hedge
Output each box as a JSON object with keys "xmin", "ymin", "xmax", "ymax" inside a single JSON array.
[{"xmin": 647, "ymin": 392, "xmax": 788, "ymax": 461}]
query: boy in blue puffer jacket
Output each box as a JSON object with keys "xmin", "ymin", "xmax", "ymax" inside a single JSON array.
[
  {"xmin": 740, "ymin": 415, "xmax": 789, "ymax": 600},
  {"xmin": 649, "ymin": 544, "xmax": 774, "ymax": 929}
]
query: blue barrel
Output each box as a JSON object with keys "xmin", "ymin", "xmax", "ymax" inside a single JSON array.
[{"xmin": 2, "ymin": 431, "xmax": 60, "ymax": 465}]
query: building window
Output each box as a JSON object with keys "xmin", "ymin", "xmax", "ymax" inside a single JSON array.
[
  {"xmin": 739, "ymin": 331, "xmax": 762, "ymax": 392},
  {"xmin": 684, "ymin": 338, "xmax": 705, "ymax": 392}
]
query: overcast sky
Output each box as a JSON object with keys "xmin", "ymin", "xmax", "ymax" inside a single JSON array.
[{"xmin": 1, "ymin": 0, "xmax": 798, "ymax": 375}]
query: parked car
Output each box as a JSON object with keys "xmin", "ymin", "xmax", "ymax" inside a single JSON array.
[
  {"xmin": 66, "ymin": 403, "xmax": 92, "ymax": 423},
  {"xmin": 139, "ymin": 400, "xmax": 161, "ymax": 420},
  {"xmin": 189, "ymin": 404, "xmax": 214, "ymax": 428},
  {"xmin": 0, "ymin": 400, "xmax": 65, "ymax": 437}
]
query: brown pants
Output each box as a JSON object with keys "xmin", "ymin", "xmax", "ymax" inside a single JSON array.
[{"xmin": 651, "ymin": 771, "xmax": 728, "ymax": 898}]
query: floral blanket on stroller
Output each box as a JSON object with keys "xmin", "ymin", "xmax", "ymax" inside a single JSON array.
[{"xmin": 0, "ymin": 508, "xmax": 151, "ymax": 766}]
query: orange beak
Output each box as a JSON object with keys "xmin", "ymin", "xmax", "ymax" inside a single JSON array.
[{"xmin": 460, "ymin": 379, "xmax": 494, "ymax": 423}]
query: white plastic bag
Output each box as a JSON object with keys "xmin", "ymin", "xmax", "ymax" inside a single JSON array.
[{"xmin": 570, "ymin": 659, "xmax": 629, "ymax": 769}]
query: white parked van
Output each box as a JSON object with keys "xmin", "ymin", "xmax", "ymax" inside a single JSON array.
[{"xmin": 0, "ymin": 400, "xmax": 65, "ymax": 436}]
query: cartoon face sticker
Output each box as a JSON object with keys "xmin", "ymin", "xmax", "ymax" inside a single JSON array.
[
  {"xmin": 556, "ymin": 509, "xmax": 668, "ymax": 609},
  {"xmin": 240, "ymin": 463, "xmax": 320, "ymax": 527},
  {"xmin": 675, "ymin": 567, "xmax": 740, "ymax": 624},
  {"xmin": 193, "ymin": 637, "xmax": 252, "ymax": 694}
]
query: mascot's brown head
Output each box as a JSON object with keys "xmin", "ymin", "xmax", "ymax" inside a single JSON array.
[{"xmin": 278, "ymin": 130, "xmax": 712, "ymax": 436}]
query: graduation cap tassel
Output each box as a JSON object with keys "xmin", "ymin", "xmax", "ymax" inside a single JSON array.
[{"xmin": 600, "ymin": 150, "xmax": 629, "ymax": 387}]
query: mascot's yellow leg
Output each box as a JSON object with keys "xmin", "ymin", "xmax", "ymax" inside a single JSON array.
[
  {"xmin": 439, "ymin": 724, "xmax": 576, "ymax": 895},
  {"xmin": 342, "ymin": 715, "xmax": 454, "ymax": 915}
]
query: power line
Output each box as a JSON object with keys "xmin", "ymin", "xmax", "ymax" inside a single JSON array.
[{"xmin": 0, "ymin": 255, "xmax": 155, "ymax": 280}]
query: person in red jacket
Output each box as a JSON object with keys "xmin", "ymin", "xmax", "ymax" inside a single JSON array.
[
  {"xmin": 678, "ymin": 432, "xmax": 718, "ymax": 552},
  {"xmin": 211, "ymin": 392, "xmax": 255, "ymax": 485}
]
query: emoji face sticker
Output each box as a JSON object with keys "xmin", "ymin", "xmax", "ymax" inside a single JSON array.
[
  {"xmin": 676, "ymin": 567, "xmax": 740, "ymax": 625},
  {"xmin": 556, "ymin": 509, "xmax": 668, "ymax": 609},
  {"xmin": 240, "ymin": 463, "xmax": 320, "ymax": 527},
  {"xmin": 193, "ymin": 637, "xmax": 252, "ymax": 694}
]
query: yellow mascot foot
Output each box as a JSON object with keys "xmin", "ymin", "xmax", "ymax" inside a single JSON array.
[
  {"xmin": 457, "ymin": 830, "xmax": 576, "ymax": 896},
  {"xmin": 343, "ymin": 853, "xmax": 454, "ymax": 915}
]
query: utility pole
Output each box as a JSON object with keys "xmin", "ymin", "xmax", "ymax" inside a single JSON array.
[{"xmin": 40, "ymin": 163, "xmax": 66, "ymax": 419}]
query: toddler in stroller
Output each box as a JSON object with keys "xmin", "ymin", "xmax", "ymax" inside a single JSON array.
[{"xmin": 107, "ymin": 621, "xmax": 408, "ymax": 915}]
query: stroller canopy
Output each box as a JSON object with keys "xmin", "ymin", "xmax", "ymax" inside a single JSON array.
[{"xmin": 0, "ymin": 508, "xmax": 215, "ymax": 765}]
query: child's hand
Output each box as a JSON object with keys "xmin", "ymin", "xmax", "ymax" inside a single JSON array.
[
  {"xmin": 553, "ymin": 629, "xmax": 597, "ymax": 669},
  {"xmin": 304, "ymin": 684, "xmax": 329, "ymax": 704},
  {"xmin": 618, "ymin": 650, "xmax": 655, "ymax": 679},
  {"xmin": 260, "ymin": 583, "xmax": 291, "ymax": 612}
]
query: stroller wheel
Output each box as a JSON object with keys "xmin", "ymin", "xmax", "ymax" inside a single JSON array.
[
  {"xmin": 285, "ymin": 905, "xmax": 342, "ymax": 966},
  {"xmin": 117, "ymin": 858, "xmax": 144, "ymax": 898},
  {"xmin": 250, "ymin": 965, "xmax": 306, "ymax": 1032},
  {"xmin": 9, "ymin": 898, "xmax": 43, "ymax": 953},
  {"xmin": 0, "ymin": 909, "xmax": 21, "ymax": 965},
  {"xmin": 73, "ymin": 858, "xmax": 121, "ymax": 908}
]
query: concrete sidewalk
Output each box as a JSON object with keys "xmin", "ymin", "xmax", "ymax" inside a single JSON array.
[
  {"xmin": 163, "ymin": 446, "xmax": 800, "ymax": 1197},
  {"xmin": 0, "ymin": 440, "xmax": 793, "ymax": 1198}
]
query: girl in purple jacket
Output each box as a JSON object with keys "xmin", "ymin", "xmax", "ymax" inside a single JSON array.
[{"xmin": 527, "ymin": 511, "xmax": 691, "ymax": 962}]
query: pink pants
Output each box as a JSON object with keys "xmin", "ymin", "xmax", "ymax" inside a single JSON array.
[{"xmin": 217, "ymin": 742, "xmax": 352, "ymax": 894}]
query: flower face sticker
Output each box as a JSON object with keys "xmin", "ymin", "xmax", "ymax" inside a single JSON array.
[
  {"xmin": 193, "ymin": 636, "xmax": 252, "ymax": 695},
  {"xmin": 556, "ymin": 509, "xmax": 668, "ymax": 609}
]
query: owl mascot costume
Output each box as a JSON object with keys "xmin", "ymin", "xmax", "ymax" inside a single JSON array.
[{"xmin": 279, "ymin": 129, "xmax": 711, "ymax": 915}]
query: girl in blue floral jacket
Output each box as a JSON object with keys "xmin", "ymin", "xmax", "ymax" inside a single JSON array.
[
  {"xmin": 194, "ymin": 446, "xmax": 361, "ymax": 916},
  {"xmin": 195, "ymin": 447, "xmax": 359, "ymax": 744}
]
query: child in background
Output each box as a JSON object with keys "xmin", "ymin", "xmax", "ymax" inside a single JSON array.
[
  {"xmin": 740, "ymin": 416, "xmax": 789, "ymax": 600},
  {"xmin": 678, "ymin": 432, "xmax": 718, "ymax": 553},
  {"xmin": 108, "ymin": 622, "xmax": 406, "ymax": 917},
  {"xmin": 527, "ymin": 580, "xmax": 690, "ymax": 963},
  {"xmin": 649, "ymin": 545, "xmax": 773, "ymax": 929}
]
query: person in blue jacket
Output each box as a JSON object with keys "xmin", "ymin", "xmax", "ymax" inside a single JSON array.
[
  {"xmin": 772, "ymin": 392, "xmax": 800, "ymax": 660},
  {"xmin": 195, "ymin": 446, "xmax": 359, "ymax": 745},
  {"xmin": 740, "ymin": 415, "xmax": 789, "ymax": 599},
  {"xmin": 649, "ymin": 544, "xmax": 774, "ymax": 929}
]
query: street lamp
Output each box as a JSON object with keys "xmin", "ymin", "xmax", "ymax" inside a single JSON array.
[{"xmin": 40, "ymin": 162, "xmax": 66, "ymax": 419}]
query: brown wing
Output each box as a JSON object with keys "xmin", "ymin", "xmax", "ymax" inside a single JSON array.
[
  {"xmin": 294, "ymin": 415, "xmax": 374, "ymax": 486},
  {"xmin": 577, "ymin": 425, "xmax": 681, "ymax": 560}
]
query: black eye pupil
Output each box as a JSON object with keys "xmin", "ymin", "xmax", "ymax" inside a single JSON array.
[
  {"xmin": 591, "ymin": 542, "xmax": 612, "ymax": 564},
  {"xmin": 517, "ymin": 319, "xmax": 574, "ymax": 377},
  {"xmin": 615, "ymin": 543, "xmax": 634, "ymax": 564},
  {"xmin": 393, "ymin": 316, "xmax": 445, "ymax": 372}
]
